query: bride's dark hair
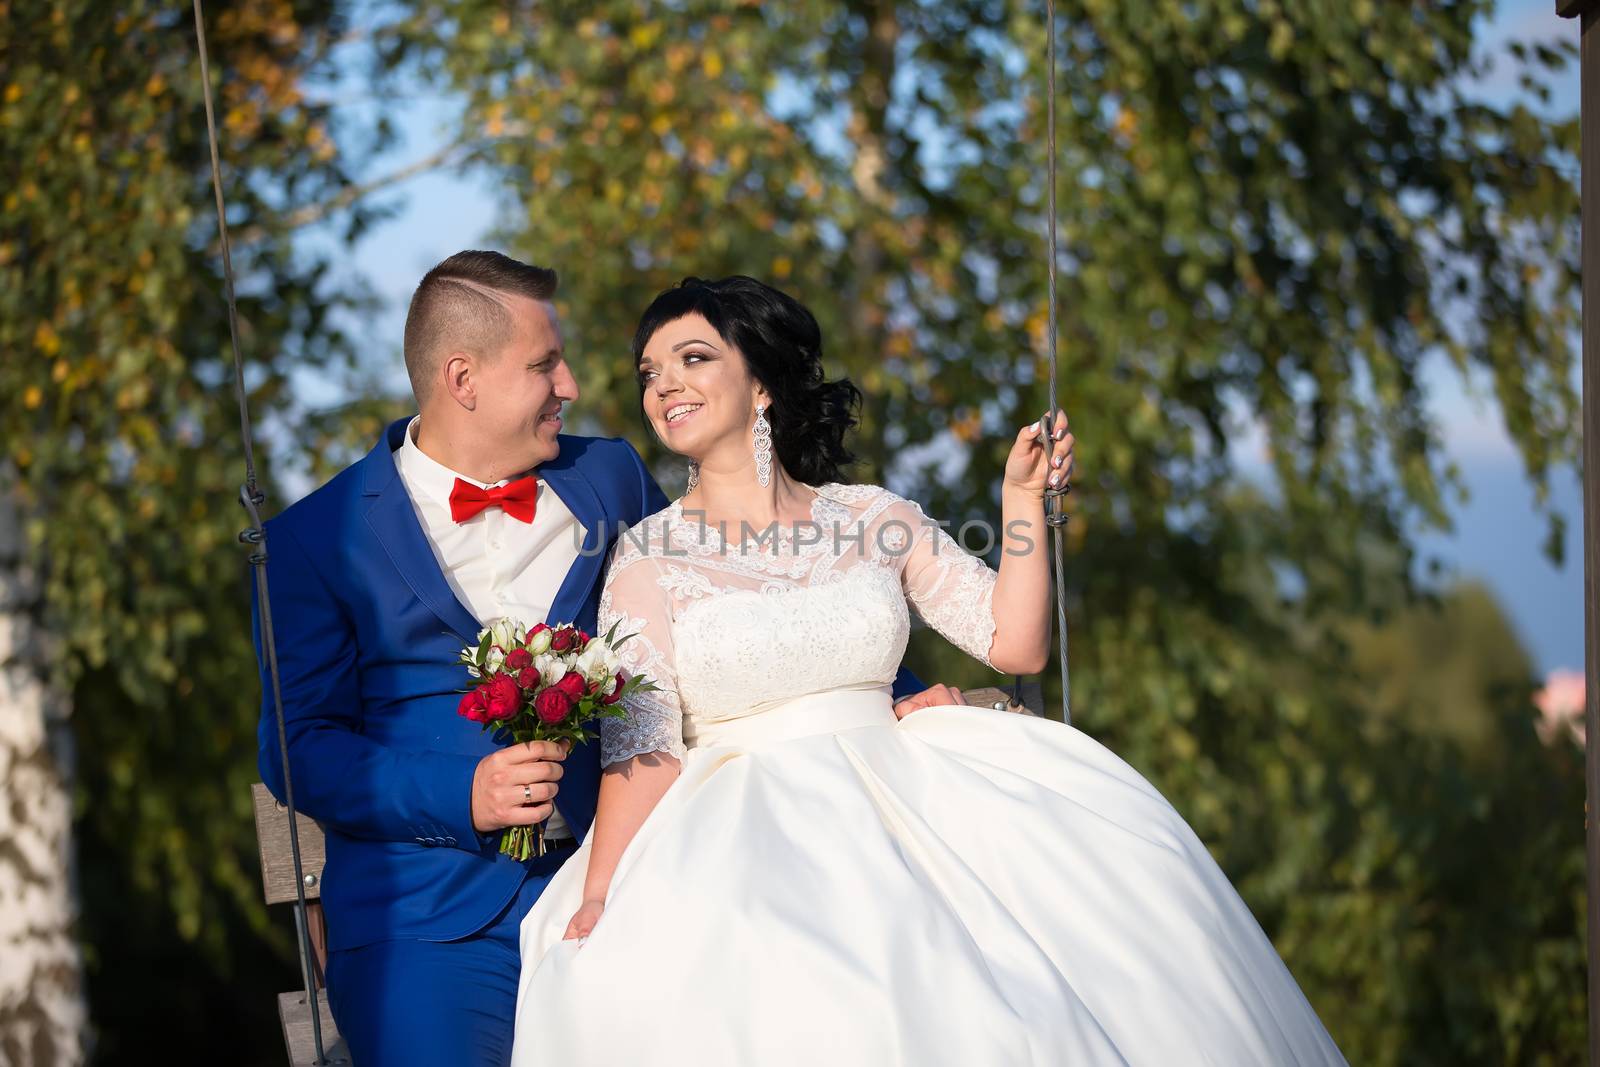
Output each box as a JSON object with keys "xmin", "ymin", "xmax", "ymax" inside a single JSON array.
[{"xmin": 632, "ymin": 276, "xmax": 862, "ymax": 486}]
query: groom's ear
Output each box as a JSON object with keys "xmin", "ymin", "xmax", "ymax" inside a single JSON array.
[{"xmin": 441, "ymin": 350, "xmax": 478, "ymax": 410}]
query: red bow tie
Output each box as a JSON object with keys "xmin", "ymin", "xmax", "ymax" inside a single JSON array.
[{"xmin": 449, "ymin": 476, "xmax": 539, "ymax": 524}]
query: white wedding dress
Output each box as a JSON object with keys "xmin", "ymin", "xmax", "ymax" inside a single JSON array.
[{"xmin": 510, "ymin": 483, "xmax": 1345, "ymax": 1066}]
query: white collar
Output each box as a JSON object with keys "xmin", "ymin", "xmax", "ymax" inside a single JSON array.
[{"xmin": 396, "ymin": 416, "xmax": 536, "ymax": 508}]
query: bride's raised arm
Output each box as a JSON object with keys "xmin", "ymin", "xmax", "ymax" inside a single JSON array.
[
  {"xmin": 564, "ymin": 546, "xmax": 685, "ymax": 940},
  {"xmin": 898, "ymin": 411, "xmax": 1073, "ymax": 677}
]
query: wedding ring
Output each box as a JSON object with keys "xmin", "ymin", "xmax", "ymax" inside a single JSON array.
[{"xmin": 523, "ymin": 784, "xmax": 533, "ymax": 804}]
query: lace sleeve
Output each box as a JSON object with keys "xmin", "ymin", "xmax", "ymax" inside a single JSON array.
[
  {"xmin": 889, "ymin": 495, "xmax": 998, "ymax": 668},
  {"xmin": 597, "ymin": 548, "xmax": 687, "ymax": 767}
]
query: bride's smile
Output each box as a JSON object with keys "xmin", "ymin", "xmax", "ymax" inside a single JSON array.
[{"xmin": 637, "ymin": 311, "xmax": 769, "ymax": 467}]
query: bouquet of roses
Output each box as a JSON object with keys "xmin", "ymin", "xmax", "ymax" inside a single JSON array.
[{"xmin": 457, "ymin": 617, "xmax": 657, "ymax": 860}]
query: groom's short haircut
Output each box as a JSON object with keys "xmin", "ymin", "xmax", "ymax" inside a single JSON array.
[{"xmin": 403, "ymin": 250, "xmax": 559, "ymax": 401}]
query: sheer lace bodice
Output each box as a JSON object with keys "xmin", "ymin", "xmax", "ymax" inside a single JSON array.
[{"xmin": 596, "ymin": 483, "xmax": 999, "ymax": 766}]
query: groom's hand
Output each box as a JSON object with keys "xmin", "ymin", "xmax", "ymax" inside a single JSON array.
[
  {"xmin": 471, "ymin": 740, "xmax": 568, "ymax": 833},
  {"xmin": 892, "ymin": 684, "xmax": 965, "ymax": 720}
]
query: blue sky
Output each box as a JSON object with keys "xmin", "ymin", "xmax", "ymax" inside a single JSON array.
[{"xmin": 298, "ymin": 0, "xmax": 1585, "ymax": 674}]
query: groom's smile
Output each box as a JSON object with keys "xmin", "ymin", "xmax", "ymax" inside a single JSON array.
[{"xmin": 463, "ymin": 295, "xmax": 578, "ymax": 476}]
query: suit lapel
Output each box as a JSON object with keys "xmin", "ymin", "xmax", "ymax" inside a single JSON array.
[
  {"xmin": 539, "ymin": 439, "xmax": 611, "ymax": 626},
  {"xmin": 361, "ymin": 418, "xmax": 482, "ymax": 643}
]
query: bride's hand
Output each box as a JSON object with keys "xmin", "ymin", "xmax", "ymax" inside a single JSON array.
[
  {"xmin": 563, "ymin": 899, "xmax": 606, "ymax": 941},
  {"xmin": 1004, "ymin": 411, "xmax": 1073, "ymax": 499}
]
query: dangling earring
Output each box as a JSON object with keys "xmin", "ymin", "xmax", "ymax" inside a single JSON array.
[
  {"xmin": 685, "ymin": 460, "xmax": 700, "ymax": 494},
  {"xmin": 753, "ymin": 403, "xmax": 773, "ymax": 488}
]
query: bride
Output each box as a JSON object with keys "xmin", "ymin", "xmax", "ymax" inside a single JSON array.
[{"xmin": 509, "ymin": 276, "xmax": 1345, "ymax": 1066}]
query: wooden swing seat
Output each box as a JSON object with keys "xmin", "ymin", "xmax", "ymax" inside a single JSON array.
[{"xmin": 251, "ymin": 783, "xmax": 350, "ymax": 1066}]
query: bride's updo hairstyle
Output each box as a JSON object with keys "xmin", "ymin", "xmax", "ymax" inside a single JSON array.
[{"xmin": 632, "ymin": 276, "xmax": 862, "ymax": 486}]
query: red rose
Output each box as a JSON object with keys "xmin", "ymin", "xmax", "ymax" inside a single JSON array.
[
  {"xmin": 457, "ymin": 689, "xmax": 489, "ymax": 723},
  {"xmin": 516, "ymin": 667, "xmax": 540, "ymax": 690},
  {"xmin": 527, "ymin": 622, "xmax": 550, "ymax": 638},
  {"xmin": 555, "ymin": 672, "xmax": 587, "ymax": 701},
  {"xmin": 505, "ymin": 647, "xmax": 533, "ymax": 671},
  {"xmin": 483, "ymin": 674, "xmax": 522, "ymax": 721},
  {"xmin": 550, "ymin": 628, "xmax": 575, "ymax": 652},
  {"xmin": 601, "ymin": 671, "xmax": 627, "ymax": 705},
  {"xmin": 534, "ymin": 686, "xmax": 572, "ymax": 725},
  {"xmin": 573, "ymin": 629, "xmax": 591, "ymax": 651}
]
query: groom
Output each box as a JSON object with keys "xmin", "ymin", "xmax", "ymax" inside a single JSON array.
[{"xmin": 253, "ymin": 250, "xmax": 950, "ymax": 1065}]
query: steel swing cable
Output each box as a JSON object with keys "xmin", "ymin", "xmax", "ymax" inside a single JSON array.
[
  {"xmin": 1042, "ymin": 0, "xmax": 1073, "ymax": 725},
  {"xmin": 189, "ymin": 1, "xmax": 328, "ymax": 1062}
]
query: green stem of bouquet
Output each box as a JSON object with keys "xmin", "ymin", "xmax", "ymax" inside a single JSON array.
[{"xmin": 501, "ymin": 823, "xmax": 546, "ymax": 860}]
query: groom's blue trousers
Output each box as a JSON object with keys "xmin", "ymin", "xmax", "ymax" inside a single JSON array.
[{"xmin": 325, "ymin": 850, "xmax": 567, "ymax": 1067}]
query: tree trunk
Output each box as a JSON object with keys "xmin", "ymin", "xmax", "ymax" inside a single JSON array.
[{"xmin": 0, "ymin": 489, "xmax": 86, "ymax": 1065}]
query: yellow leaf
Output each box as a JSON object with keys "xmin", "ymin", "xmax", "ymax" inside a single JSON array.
[
  {"xmin": 772, "ymin": 256, "xmax": 792, "ymax": 279},
  {"xmin": 3, "ymin": 83, "xmax": 19, "ymax": 104},
  {"xmin": 703, "ymin": 51, "xmax": 724, "ymax": 78},
  {"xmin": 1268, "ymin": 20, "xmax": 1294, "ymax": 60},
  {"xmin": 33, "ymin": 321, "xmax": 60, "ymax": 355},
  {"xmin": 145, "ymin": 73, "xmax": 165, "ymax": 97},
  {"xmin": 1113, "ymin": 106, "xmax": 1138, "ymax": 142},
  {"xmin": 22, "ymin": 385, "xmax": 43, "ymax": 409}
]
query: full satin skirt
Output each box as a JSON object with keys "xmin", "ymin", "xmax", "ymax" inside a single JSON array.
[{"xmin": 510, "ymin": 696, "xmax": 1345, "ymax": 1066}]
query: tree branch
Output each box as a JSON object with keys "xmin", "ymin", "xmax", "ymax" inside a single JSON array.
[{"xmin": 225, "ymin": 140, "xmax": 470, "ymax": 247}]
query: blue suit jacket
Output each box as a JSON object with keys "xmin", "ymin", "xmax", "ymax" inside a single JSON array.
[{"xmin": 255, "ymin": 417, "xmax": 923, "ymax": 950}]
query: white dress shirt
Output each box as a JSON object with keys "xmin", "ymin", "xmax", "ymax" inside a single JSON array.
[{"xmin": 394, "ymin": 416, "xmax": 583, "ymax": 838}]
